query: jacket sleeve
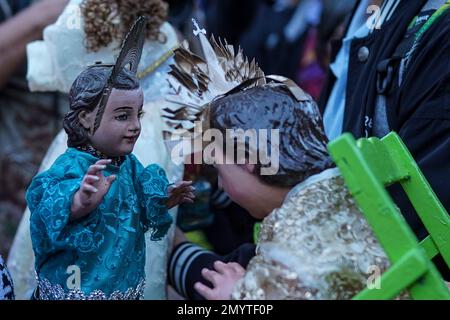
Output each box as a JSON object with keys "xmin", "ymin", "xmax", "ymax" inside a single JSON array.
[{"xmin": 168, "ymin": 242, "xmax": 256, "ymax": 300}]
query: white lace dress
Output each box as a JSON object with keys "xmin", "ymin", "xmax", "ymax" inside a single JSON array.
[{"xmin": 7, "ymin": 0, "xmax": 182, "ymax": 300}]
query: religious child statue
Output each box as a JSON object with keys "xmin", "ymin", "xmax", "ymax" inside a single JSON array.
[
  {"xmin": 163, "ymin": 21, "xmax": 391, "ymax": 300},
  {"xmin": 8, "ymin": 0, "xmax": 182, "ymax": 299},
  {"xmin": 26, "ymin": 17, "xmax": 195, "ymax": 300}
]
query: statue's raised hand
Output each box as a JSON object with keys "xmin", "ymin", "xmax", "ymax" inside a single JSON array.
[
  {"xmin": 166, "ymin": 181, "xmax": 195, "ymax": 209},
  {"xmin": 71, "ymin": 159, "xmax": 116, "ymax": 221}
]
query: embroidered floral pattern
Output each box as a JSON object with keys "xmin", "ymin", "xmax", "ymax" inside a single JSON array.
[{"xmin": 27, "ymin": 148, "xmax": 172, "ymax": 298}]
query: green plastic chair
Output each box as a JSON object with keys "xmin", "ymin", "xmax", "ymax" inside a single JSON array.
[{"xmin": 327, "ymin": 132, "xmax": 450, "ymax": 300}]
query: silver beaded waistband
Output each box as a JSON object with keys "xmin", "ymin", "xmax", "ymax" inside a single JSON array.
[{"xmin": 36, "ymin": 277, "xmax": 145, "ymax": 300}]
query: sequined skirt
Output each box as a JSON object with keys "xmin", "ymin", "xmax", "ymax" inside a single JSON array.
[{"xmin": 34, "ymin": 277, "xmax": 145, "ymax": 300}]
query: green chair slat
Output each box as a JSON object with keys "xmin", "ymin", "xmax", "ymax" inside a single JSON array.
[{"xmin": 327, "ymin": 132, "xmax": 450, "ymax": 300}]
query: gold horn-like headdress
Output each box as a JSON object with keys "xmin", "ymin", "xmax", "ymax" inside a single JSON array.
[{"xmin": 93, "ymin": 16, "xmax": 147, "ymax": 132}]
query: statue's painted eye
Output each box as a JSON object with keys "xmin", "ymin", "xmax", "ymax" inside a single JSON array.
[
  {"xmin": 115, "ymin": 114, "xmax": 128, "ymax": 121},
  {"xmin": 138, "ymin": 111, "xmax": 145, "ymax": 119}
]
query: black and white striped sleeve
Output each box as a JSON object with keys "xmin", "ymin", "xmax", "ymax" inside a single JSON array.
[
  {"xmin": 168, "ymin": 242, "xmax": 215, "ymax": 300},
  {"xmin": 168, "ymin": 242, "xmax": 256, "ymax": 300}
]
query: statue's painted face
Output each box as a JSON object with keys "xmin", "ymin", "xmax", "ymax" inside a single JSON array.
[{"xmin": 79, "ymin": 87, "xmax": 144, "ymax": 156}]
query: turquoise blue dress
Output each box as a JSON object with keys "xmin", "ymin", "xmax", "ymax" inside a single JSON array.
[{"xmin": 26, "ymin": 148, "xmax": 172, "ymax": 298}]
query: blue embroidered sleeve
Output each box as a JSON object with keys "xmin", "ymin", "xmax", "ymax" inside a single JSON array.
[
  {"xmin": 137, "ymin": 164, "xmax": 172, "ymax": 241},
  {"xmin": 27, "ymin": 171, "xmax": 104, "ymax": 259}
]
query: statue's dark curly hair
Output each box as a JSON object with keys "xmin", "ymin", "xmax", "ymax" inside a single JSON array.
[{"xmin": 81, "ymin": 0, "xmax": 168, "ymax": 52}]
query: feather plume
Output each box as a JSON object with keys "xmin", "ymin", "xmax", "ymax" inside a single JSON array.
[{"xmin": 162, "ymin": 20, "xmax": 265, "ymax": 137}]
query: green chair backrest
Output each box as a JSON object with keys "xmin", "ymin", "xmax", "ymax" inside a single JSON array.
[{"xmin": 327, "ymin": 132, "xmax": 450, "ymax": 300}]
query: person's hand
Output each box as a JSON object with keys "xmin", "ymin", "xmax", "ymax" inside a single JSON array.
[
  {"xmin": 71, "ymin": 159, "xmax": 116, "ymax": 221},
  {"xmin": 166, "ymin": 181, "xmax": 195, "ymax": 209},
  {"xmin": 32, "ymin": 0, "xmax": 69, "ymax": 28},
  {"xmin": 194, "ymin": 261, "xmax": 245, "ymax": 300}
]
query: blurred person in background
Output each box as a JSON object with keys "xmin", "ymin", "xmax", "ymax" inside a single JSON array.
[
  {"xmin": 236, "ymin": 0, "xmax": 324, "ymax": 98},
  {"xmin": 166, "ymin": 0, "xmax": 206, "ymax": 53},
  {"xmin": 0, "ymin": 0, "xmax": 68, "ymax": 262},
  {"xmin": 316, "ymin": 0, "xmax": 358, "ymax": 68},
  {"xmin": 204, "ymin": 0, "xmax": 258, "ymax": 46}
]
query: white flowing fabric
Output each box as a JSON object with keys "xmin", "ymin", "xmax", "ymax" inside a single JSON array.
[{"xmin": 7, "ymin": 0, "xmax": 182, "ymax": 300}]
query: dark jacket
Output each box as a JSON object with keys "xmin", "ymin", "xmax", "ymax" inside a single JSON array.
[{"xmin": 319, "ymin": 0, "xmax": 450, "ymax": 279}]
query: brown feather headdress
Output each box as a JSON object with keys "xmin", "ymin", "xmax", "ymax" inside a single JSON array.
[{"xmin": 162, "ymin": 19, "xmax": 310, "ymax": 154}]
